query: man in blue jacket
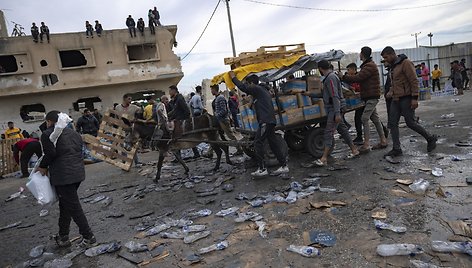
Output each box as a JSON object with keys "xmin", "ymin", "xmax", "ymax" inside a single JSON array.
[
  {"xmin": 229, "ymin": 71, "xmax": 288, "ymax": 176},
  {"xmin": 38, "ymin": 111, "xmax": 97, "ymax": 248}
]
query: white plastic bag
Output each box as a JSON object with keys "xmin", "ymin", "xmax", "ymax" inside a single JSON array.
[{"xmin": 26, "ymin": 171, "xmax": 57, "ymax": 205}]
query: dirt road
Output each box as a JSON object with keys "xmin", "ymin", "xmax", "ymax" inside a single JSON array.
[{"xmin": 1, "ymin": 92, "xmax": 471, "ymax": 268}]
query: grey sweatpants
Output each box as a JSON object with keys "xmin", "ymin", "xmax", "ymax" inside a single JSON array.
[
  {"xmin": 324, "ymin": 110, "xmax": 353, "ymax": 149},
  {"xmin": 362, "ymin": 99, "xmax": 385, "ymax": 142}
]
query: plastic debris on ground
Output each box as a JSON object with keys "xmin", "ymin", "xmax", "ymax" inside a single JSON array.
[
  {"xmin": 215, "ymin": 207, "xmax": 239, "ymax": 217},
  {"xmin": 409, "ymin": 260, "xmax": 440, "ymax": 268},
  {"xmin": 440, "ymin": 113, "xmax": 454, "ymax": 119},
  {"xmin": 286, "ymin": 245, "xmax": 320, "ymax": 257},
  {"xmin": 160, "ymin": 231, "xmax": 185, "ymax": 239},
  {"xmin": 144, "ymin": 224, "xmax": 172, "ymax": 237},
  {"xmin": 39, "ymin": 209, "xmax": 49, "ymax": 217},
  {"xmin": 183, "ymin": 230, "xmax": 211, "ymax": 244},
  {"xmin": 29, "ymin": 244, "xmax": 45, "ymax": 258},
  {"xmin": 186, "ymin": 209, "xmax": 212, "ymax": 219},
  {"xmin": 431, "ymin": 241, "xmax": 472, "ymax": 256},
  {"xmin": 0, "ymin": 221, "xmax": 22, "ymax": 231},
  {"xmin": 304, "ymin": 230, "xmax": 336, "ymax": 247},
  {"xmin": 124, "ymin": 241, "xmax": 148, "ymax": 252},
  {"xmin": 235, "ymin": 211, "xmax": 261, "ymax": 223},
  {"xmin": 374, "ymin": 220, "xmax": 407, "ymax": 233},
  {"xmin": 255, "ymin": 221, "xmax": 267, "ymax": 238},
  {"xmin": 376, "ymin": 244, "xmax": 423, "ymax": 256},
  {"xmin": 431, "ymin": 168, "xmax": 443, "ymax": 177},
  {"xmin": 409, "ymin": 179, "xmax": 430, "ymax": 194},
  {"xmin": 43, "ymin": 258, "xmax": 73, "ymax": 268},
  {"xmin": 197, "ymin": 240, "xmax": 229, "ymax": 254},
  {"xmin": 5, "ymin": 187, "xmax": 26, "ymax": 202},
  {"xmin": 85, "ymin": 241, "xmax": 121, "ymax": 257}
]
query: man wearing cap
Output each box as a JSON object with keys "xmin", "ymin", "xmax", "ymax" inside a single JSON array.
[
  {"xmin": 341, "ymin": 46, "xmax": 388, "ymax": 153},
  {"xmin": 381, "ymin": 46, "xmax": 437, "ymax": 156}
]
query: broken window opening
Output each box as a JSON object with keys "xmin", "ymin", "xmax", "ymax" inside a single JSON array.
[
  {"xmin": 73, "ymin": 97, "xmax": 102, "ymax": 112},
  {"xmin": 0, "ymin": 55, "xmax": 19, "ymax": 73},
  {"xmin": 20, "ymin": 104, "xmax": 46, "ymax": 122},
  {"xmin": 40, "ymin": 60, "xmax": 48, "ymax": 67},
  {"xmin": 41, "ymin": 74, "xmax": 58, "ymax": 87},
  {"xmin": 127, "ymin": 44, "xmax": 157, "ymax": 62},
  {"xmin": 59, "ymin": 50, "xmax": 87, "ymax": 68}
]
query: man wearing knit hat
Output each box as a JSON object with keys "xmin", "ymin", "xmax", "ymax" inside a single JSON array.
[{"xmin": 341, "ymin": 46, "xmax": 388, "ymax": 154}]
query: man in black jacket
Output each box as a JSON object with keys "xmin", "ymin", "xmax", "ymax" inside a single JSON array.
[
  {"xmin": 229, "ymin": 71, "xmax": 288, "ymax": 177},
  {"xmin": 126, "ymin": 15, "xmax": 136, "ymax": 37},
  {"xmin": 168, "ymin": 85, "xmax": 190, "ymax": 121},
  {"xmin": 38, "ymin": 111, "xmax": 97, "ymax": 248},
  {"xmin": 76, "ymin": 109, "xmax": 100, "ymax": 136}
]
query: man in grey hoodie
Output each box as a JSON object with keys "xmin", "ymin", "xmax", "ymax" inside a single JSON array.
[{"xmin": 314, "ymin": 60, "xmax": 359, "ymax": 166}]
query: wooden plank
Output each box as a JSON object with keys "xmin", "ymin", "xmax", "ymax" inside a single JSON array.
[
  {"xmin": 101, "ymin": 115, "xmax": 131, "ymax": 129},
  {"xmin": 88, "ymin": 144, "xmax": 133, "ymax": 162},
  {"xmin": 91, "ymin": 151, "xmax": 132, "ymax": 171},
  {"xmin": 0, "ymin": 138, "xmax": 20, "ymax": 176},
  {"xmin": 97, "ymin": 132, "xmax": 126, "ymax": 145},
  {"xmin": 100, "ymin": 123, "xmax": 126, "ymax": 136},
  {"xmin": 88, "ymin": 141, "xmax": 136, "ymax": 159}
]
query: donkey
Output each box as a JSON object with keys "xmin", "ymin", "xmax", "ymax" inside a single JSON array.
[{"xmin": 125, "ymin": 114, "xmax": 233, "ymax": 182}]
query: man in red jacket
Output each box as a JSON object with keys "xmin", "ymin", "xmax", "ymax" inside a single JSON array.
[{"xmin": 12, "ymin": 138, "xmax": 42, "ymax": 178}]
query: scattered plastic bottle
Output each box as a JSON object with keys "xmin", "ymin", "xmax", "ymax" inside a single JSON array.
[
  {"xmin": 197, "ymin": 240, "xmax": 229, "ymax": 254},
  {"xmin": 302, "ymin": 178, "xmax": 320, "ymax": 188},
  {"xmin": 286, "ymin": 245, "xmax": 320, "ymax": 257},
  {"xmin": 290, "ymin": 181, "xmax": 304, "ymax": 192},
  {"xmin": 184, "ymin": 182, "xmax": 195, "ymax": 189},
  {"xmin": 409, "ymin": 179, "xmax": 430, "ymax": 194},
  {"xmin": 431, "ymin": 168, "xmax": 443, "ymax": 177},
  {"xmin": 255, "ymin": 221, "xmax": 267, "ymax": 238},
  {"xmin": 182, "ymin": 225, "xmax": 206, "ymax": 233},
  {"xmin": 234, "ymin": 211, "xmax": 260, "ymax": 223},
  {"xmin": 39, "ymin": 209, "xmax": 49, "ymax": 217},
  {"xmin": 440, "ymin": 113, "xmax": 455, "ymax": 119},
  {"xmin": 215, "ymin": 207, "xmax": 239, "ymax": 217},
  {"xmin": 145, "ymin": 224, "xmax": 171, "ymax": 237},
  {"xmin": 184, "ymin": 230, "xmax": 211, "ymax": 244},
  {"xmin": 263, "ymin": 193, "xmax": 286, "ymax": 203},
  {"xmin": 285, "ymin": 190, "xmax": 297, "ymax": 204},
  {"xmin": 187, "ymin": 209, "xmax": 212, "ymax": 219},
  {"xmin": 376, "ymin": 244, "xmax": 424, "ymax": 256},
  {"xmin": 85, "ymin": 241, "xmax": 121, "ymax": 257},
  {"xmin": 29, "ymin": 244, "xmax": 45, "ymax": 258},
  {"xmin": 43, "ymin": 258, "xmax": 73, "ymax": 268},
  {"xmin": 410, "ymin": 260, "xmax": 439, "ymax": 268},
  {"xmin": 248, "ymin": 199, "xmax": 264, "ymax": 207},
  {"xmin": 431, "ymin": 241, "xmax": 472, "ymax": 256},
  {"xmin": 124, "ymin": 241, "xmax": 148, "ymax": 252},
  {"xmin": 374, "ymin": 220, "xmax": 407, "ymax": 233},
  {"xmin": 161, "ymin": 231, "xmax": 185, "ymax": 239}
]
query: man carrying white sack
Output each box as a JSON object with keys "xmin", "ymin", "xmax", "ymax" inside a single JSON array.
[{"xmin": 37, "ymin": 111, "xmax": 97, "ymax": 248}]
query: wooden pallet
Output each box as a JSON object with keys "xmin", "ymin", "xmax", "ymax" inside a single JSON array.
[
  {"xmin": 224, "ymin": 43, "xmax": 306, "ymax": 68},
  {"xmin": 83, "ymin": 109, "xmax": 138, "ymax": 171},
  {"xmin": 0, "ymin": 138, "xmax": 20, "ymax": 176}
]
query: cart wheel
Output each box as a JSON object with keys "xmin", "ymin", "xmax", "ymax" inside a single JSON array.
[
  {"xmin": 304, "ymin": 127, "xmax": 325, "ymax": 158},
  {"xmin": 285, "ymin": 131, "xmax": 305, "ymax": 151}
]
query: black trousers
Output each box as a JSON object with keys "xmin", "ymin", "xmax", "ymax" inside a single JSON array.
[
  {"xmin": 55, "ymin": 182, "xmax": 93, "ymax": 239},
  {"xmin": 254, "ymin": 123, "xmax": 286, "ymax": 169},
  {"xmin": 432, "ymin": 79, "xmax": 440, "ymax": 92},
  {"xmin": 20, "ymin": 142, "xmax": 42, "ymax": 176},
  {"xmin": 354, "ymin": 106, "xmax": 365, "ymax": 138}
]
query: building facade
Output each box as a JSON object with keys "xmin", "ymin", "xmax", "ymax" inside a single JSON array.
[{"xmin": 0, "ymin": 22, "xmax": 183, "ymax": 134}]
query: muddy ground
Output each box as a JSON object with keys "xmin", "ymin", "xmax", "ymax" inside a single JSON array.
[{"xmin": 1, "ymin": 93, "xmax": 471, "ymax": 268}]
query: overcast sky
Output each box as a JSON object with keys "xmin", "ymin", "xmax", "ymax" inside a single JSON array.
[{"xmin": 2, "ymin": 0, "xmax": 471, "ymax": 93}]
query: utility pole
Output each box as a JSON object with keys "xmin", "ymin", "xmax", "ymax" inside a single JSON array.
[
  {"xmin": 411, "ymin": 32, "xmax": 421, "ymax": 48},
  {"xmin": 427, "ymin": 32, "xmax": 433, "ymax": 46},
  {"xmin": 225, "ymin": 0, "xmax": 237, "ymax": 57}
]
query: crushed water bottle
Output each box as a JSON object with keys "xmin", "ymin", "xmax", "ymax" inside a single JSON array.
[
  {"xmin": 374, "ymin": 220, "xmax": 407, "ymax": 233},
  {"xmin": 187, "ymin": 209, "xmax": 212, "ymax": 219},
  {"xmin": 182, "ymin": 225, "xmax": 206, "ymax": 233},
  {"xmin": 285, "ymin": 190, "xmax": 297, "ymax": 204},
  {"xmin": 290, "ymin": 181, "xmax": 304, "ymax": 192},
  {"xmin": 161, "ymin": 231, "xmax": 185, "ymax": 239},
  {"xmin": 197, "ymin": 240, "xmax": 229, "ymax": 254},
  {"xmin": 286, "ymin": 245, "xmax": 320, "ymax": 257},
  {"xmin": 184, "ymin": 230, "xmax": 211, "ymax": 244},
  {"xmin": 145, "ymin": 223, "xmax": 171, "ymax": 237},
  {"xmin": 409, "ymin": 179, "xmax": 430, "ymax": 194},
  {"xmin": 431, "ymin": 168, "xmax": 443, "ymax": 177},
  {"xmin": 431, "ymin": 241, "xmax": 472, "ymax": 256},
  {"xmin": 85, "ymin": 241, "xmax": 121, "ymax": 257},
  {"xmin": 376, "ymin": 244, "xmax": 423, "ymax": 256},
  {"xmin": 124, "ymin": 241, "xmax": 148, "ymax": 252},
  {"xmin": 43, "ymin": 258, "xmax": 73, "ymax": 268},
  {"xmin": 29, "ymin": 244, "xmax": 45, "ymax": 258},
  {"xmin": 215, "ymin": 207, "xmax": 239, "ymax": 217}
]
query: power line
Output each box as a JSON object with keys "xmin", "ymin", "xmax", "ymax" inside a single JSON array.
[
  {"xmin": 240, "ymin": 0, "xmax": 464, "ymax": 12},
  {"xmin": 181, "ymin": 0, "xmax": 222, "ymax": 61}
]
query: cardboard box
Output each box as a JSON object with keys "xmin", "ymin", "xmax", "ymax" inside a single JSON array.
[
  {"xmin": 297, "ymin": 93, "xmax": 312, "ymax": 108},
  {"xmin": 283, "ymin": 108, "xmax": 305, "ymax": 125},
  {"xmin": 307, "ymin": 76, "xmax": 322, "ymax": 89},
  {"xmin": 275, "ymin": 113, "xmax": 287, "ymax": 126},
  {"xmin": 312, "ymin": 99, "xmax": 326, "ymax": 117},
  {"xmin": 278, "ymin": 95, "xmax": 298, "ymax": 111},
  {"xmin": 303, "ymin": 104, "xmax": 321, "ymax": 120},
  {"xmin": 345, "ymin": 97, "xmax": 362, "ymax": 108},
  {"xmin": 282, "ymin": 80, "xmax": 306, "ymax": 94}
]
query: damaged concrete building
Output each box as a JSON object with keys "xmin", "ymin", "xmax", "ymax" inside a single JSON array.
[{"xmin": 0, "ymin": 12, "xmax": 183, "ymax": 134}]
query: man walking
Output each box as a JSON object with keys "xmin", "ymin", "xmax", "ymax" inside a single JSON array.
[
  {"xmin": 381, "ymin": 46, "xmax": 437, "ymax": 157},
  {"xmin": 229, "ymin": 71, "xmax": 288, "ymax": 176},
  {"xmin": 341, "ymin": 46, "xmax": 388, "ymax": 153},
  {"xmin": 126, "ymin": 15, "xmax": 136, "ymax": 38},
  {"xmin": 39, "ymin": 22, "xmax": 50, "ymax": 43},
  {"xmin": 450, "ymin": 60, "xmax": 464, "ymax": 95},
  {"xmin": 12, "ymin": 137, "xmax": 42, "ymax": 178},
  {"xmin": 31, "ymin": 22, "xmax": 39, "ymax": 43},
  {"xmin": 431, "ymin": 64, "xmax": 442, "ymax": 92},
  {"xmin": 315, "ymin": 60, "xmax": 359, "ymax": 166},
  {"xmin": 76, "ymin": 109, "xmax": 100, "ymax": 136},
  {"xmin": 37, "ymin": 111, "xmax": 97, "ymax": 248},
  {"xmin": 211, "ymin": 85, "xmax": 243, "ymax": 155}
]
